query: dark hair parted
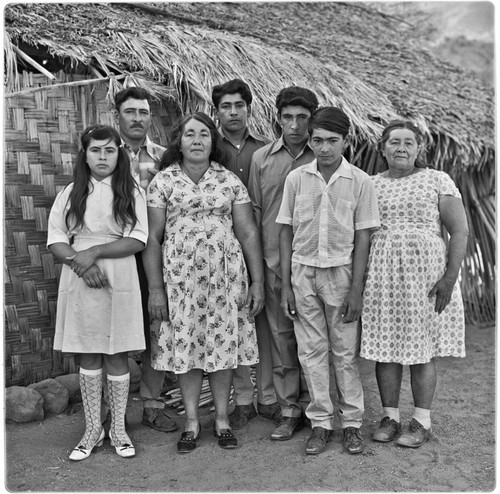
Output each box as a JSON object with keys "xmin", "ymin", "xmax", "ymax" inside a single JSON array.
[
  {"xmin": 378, "ymin": 120, "xmax": 426, "ymax": 168},
  {"xmin": 65, "ymin": 125, "xmax": 139, "ymax": 231},
  {"xmin": 275, "ymin": 86, "xmax": 319, "ymax": 115},
  {"xmin": 308, "ymin": 107, "xmax": 351, "ymax": 138},
  {"xmin": 212, "ymin": 79, "xmax": 253, "ymax": 108},
  {"xmin": 114, "ymin": 87, "xmax": 152, "ymax": 112},
  {"xmin": 160, "ymin": 112, "xmax": 229, "ymax": 170}
]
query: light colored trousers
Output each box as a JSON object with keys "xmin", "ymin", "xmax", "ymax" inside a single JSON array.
[
  {"xmin": 232, "ymin": 310, "xmax": 277, "ymax": 406},
  {"xmin": 292, "ymin": 262, "xmax": 364, "ymax": 429},
  {"xmin": 265, "ymin": 266, "xmax": 309, "ymax": 418}
]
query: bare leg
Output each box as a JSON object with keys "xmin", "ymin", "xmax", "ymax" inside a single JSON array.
[
  {"xmin": 177, "ymin": 369, "xmax": 203, "ymax": 434},
  {"xmin": 409, "ymin": 360, "xmax": 437, "ymax": 409},
  {"xmin": 208, "ymin": 369, "xmax": 233, "ymax": 433},
  {"xmin": 375, "ymin": 362, "xmax": 403, "ymax": 408}
]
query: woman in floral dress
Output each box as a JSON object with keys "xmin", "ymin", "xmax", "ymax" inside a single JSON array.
[
  {"xmin": 142, "ymin": 112, "xmax": 264, "ymax": 453},
  {"xmin": 361, "ymin": 120, "xmax": 469, "ymax": 448}
]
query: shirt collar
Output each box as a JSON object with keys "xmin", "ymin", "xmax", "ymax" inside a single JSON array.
[
  {"xmin": 218, "ymin": 127, "xmax": 251, "ymax": 143},
  {"xmin": 90, "ymin": 175, "xmax": 113, "ymax": 186},
  {"xmin": 121, "ymin": 135, "xmax": 162, "ymax": 159},
  {"xmin": 305, "ymin": 157, "xmax": 353, "ymax": 179},
  {"xmin": 270, "ymin": 135, "xmax": 312, "ymax": 156}
]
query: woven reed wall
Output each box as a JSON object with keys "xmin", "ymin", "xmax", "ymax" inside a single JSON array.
[{"xmin": 4, "ymin": 71, "xmax": 180, "ymax": 386}]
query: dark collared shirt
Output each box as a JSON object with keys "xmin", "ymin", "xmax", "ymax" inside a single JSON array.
[{"xmin": 218, "ymin": 127, "xmax": 270, "ymax": 187}]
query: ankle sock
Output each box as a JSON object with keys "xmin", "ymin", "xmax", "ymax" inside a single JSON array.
[
  {"xmin": 382, "ymin": 407, "xmax": 400, "ymax": 423},
  {"xmin": 412, "ymin": 407, "xmax": 431, "ymax": 429}
]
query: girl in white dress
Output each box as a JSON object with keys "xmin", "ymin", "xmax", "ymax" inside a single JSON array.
[{"xmin": 47, "ymin": 125, "xmax": 148, "ymax": 460}]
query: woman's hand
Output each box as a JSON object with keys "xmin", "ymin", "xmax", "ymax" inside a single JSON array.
[
  {"xmin": 82, "ymin": 264, "xmax": 108, "ymax": 289},
  {"xmin": 149, "ymin": 288, "xmax": 169, "ymax": 322},
  {"xmin": 280, "ymin": 283, "xmax": 297, "ymax": 321},
  {"xmin": 246, "ymin": 282, "xmax": 265, "ymax": 318},
  {"xmin": 428, "ymin": 276, "xmax": 456, "ymax": 314},
  {"xmin": 70, "ymin": 247, "xmax": 98, "ymax": 277}
]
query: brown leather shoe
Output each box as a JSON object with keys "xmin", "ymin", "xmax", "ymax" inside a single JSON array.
[
  {"xmin": 270, "ymin": 416, "xmax": 303, "ymax": 441},
  {"xmin": 229, "ymin": 404, "xmax": 258, "ymax": 430},
  {"xmin": 343, "ymin": 427, "xmax": 364, "ymax": 454},
  {"xmin": 257, "ymin": 402, "xmax": 282, "ymax": 425},
  {"xmin": 142, "ymin": 407, "xmax": 178, "ymax": 433},
  {"xmin": 373, "ymin": 416, "xmax": 401, "ymax": 443},
  {"xmin": 396, "ymin": 418, "xmax": 431, "ymax": 448},
  {"xmin": 305, "ymin": 427, "xmax": 333, "ymax": 455}
]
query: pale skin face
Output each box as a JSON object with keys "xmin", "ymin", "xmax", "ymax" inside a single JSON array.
[
  {"xmin": 181, "ymin": 119, "xmax": 213, "ymax": 165},
  {"xmin": 216, "ymin": 93, "xmax": 250, "ymax": 134},
  {"xmin": 382, "ymin": 128, "xmax": 421, "ymax": 176},
  {"xmin": 85, "ymin": 138, "xmax": 119, "ymax": 181},
  {"xmin": 114, "ymin": 97, "xmax": 152, "ymax": 144},
  {"xmin": 309, "ymin": 127, "xmax": 345, "ymax": 170},
  {"xmin": 278, "ymin": 105, "xmax": 311, "ymax": 148}
]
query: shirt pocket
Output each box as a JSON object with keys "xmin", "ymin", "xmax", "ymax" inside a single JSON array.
[
  {"xmin": 296, "ymin": 194, "xmax": 314, "ymax": 223},
  {"xmin": 335, "ymin": 199, "xmax": 355, "ymax": 229}
]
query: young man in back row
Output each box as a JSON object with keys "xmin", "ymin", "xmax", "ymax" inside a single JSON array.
[
  {"xmin": 277, "ymin": 107, "xmax": 380, "ymax": 455},
  {"xmin": 248, "ymin": 87, "xmax": 319, "ymax": 441},
  {"xmin": 212, "ymin": 79, "xmax": 282, "ymax": 429}
]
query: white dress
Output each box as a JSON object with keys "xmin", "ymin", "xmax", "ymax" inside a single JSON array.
[
  {"xmin": 361, "ymin": 168, "xmax": 466, "ymax": 365},
  {"xmin": 47, "ymin": 176, "xmax": 148, "ymax": 354}
]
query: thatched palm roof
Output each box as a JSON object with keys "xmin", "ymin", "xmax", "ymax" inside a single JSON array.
[{"xmin": 3, "ymin": 1, "xmax": 495, "ymax": 386}]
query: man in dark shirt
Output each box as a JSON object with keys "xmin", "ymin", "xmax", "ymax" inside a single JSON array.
[{"xmin": 212, "ymin": 79, "xmax": 281, "ymax": 429}]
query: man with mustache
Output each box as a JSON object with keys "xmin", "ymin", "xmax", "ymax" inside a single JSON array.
[
  {"xmin": 211, "ymin": 79, "xmax": 282, "ymax": 430},
  {"xmin": 109, "ymin": 87, "xmax": 177, "ymax": 434}
]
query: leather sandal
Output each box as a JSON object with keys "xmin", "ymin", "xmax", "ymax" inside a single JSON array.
[{"xmin": 213, "ymin": 428, "xmax": 237, "ymax": 449}]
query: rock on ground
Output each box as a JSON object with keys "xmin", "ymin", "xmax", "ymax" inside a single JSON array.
[
  {"xmin": 55, "ymin": 374, "xmax": 81, "ymax": 404},
  {"xmin": 28, "ymin": 378, "xmax": 69, "ymax": 414},
  {"xmin": 6, "ymin": 386, "xmax": 44, "ymax": 423}
]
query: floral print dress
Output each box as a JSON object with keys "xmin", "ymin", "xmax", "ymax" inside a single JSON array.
[
  {"xmin": 361, "ymin": 168, "xmax": 466, "ymax": 365},
  {"xmin": 147, "ymin": 162, "xmax": 259, "ymax": 374}
]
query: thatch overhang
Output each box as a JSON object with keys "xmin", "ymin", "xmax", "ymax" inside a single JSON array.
[{"xmin": 3, "ymin": 2, "xmax": 495, "ymax": 385}]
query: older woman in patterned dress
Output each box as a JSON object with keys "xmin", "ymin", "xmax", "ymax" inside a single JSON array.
[
  {"xmin": 142, "ymin": 112, "xmax": 264, "ymax": 453},
  {"xmin": 360, "ymin": 120, "xmax": 469, "ymax": 448}
]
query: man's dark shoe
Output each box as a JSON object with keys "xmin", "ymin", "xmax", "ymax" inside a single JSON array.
[
  {"xmin": 142, "ymin": 407, "xmax": 178, "ymax": 432},
  {"xmin": 229, "ymin": 404, "xmax": 258, "ymax": 430},
  {"xmin": 373, "ymin": 416, "xmax": 401, "ymax": 443},
  {"xmin": 305, "ymin": 427, "xmax": 333, "ymax": 455},
  {"xmin": 270, "ymin": 416, "xmax": 303, "ymax": 441},
  {"xmin": 395, "ymin": 418, "xmax": 431, "ymax": 448},
  {"xmin": 257, "ymin": 402, "xmax": 282, "ymax": 425},
  {"xmin": 343, "ymin": 427, "xmax": 364, "ymax": 454}
]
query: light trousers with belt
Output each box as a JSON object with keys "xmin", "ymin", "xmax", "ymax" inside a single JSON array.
[{"xmin": 292, "ymin": 262, "xmax": 364, "ymax": 429}]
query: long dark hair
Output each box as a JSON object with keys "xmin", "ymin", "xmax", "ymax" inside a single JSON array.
[
  {"xmin": 378, "ymin": 120, "xmax": 426, "ymax": 168},
  {"xmin": 65, "ymin": 124, "xmax": 139, "ymax": 231},
  {"xmin": 159, "ymin": 112, "xmax": 229, "ymax": 170}
]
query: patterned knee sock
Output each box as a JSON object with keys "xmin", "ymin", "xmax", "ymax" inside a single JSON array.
[
  {"xmin": 78, "ymin": 367, "xmax": 103, "ymax": 448},
  {"xmin": 107, "ymin": 373, "xmax": 132, "ymax": 447}
]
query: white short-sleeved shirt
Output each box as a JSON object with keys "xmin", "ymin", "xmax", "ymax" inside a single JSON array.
[
  {"xmin": 47, "ymin": 176, "xmax": 148, "ymax": 246},
  {"xmin": 276, "ymin": 158, "xmax": 380, "ymax": 268}
]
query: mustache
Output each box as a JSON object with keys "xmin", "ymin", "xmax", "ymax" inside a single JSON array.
[{"xmin": 131, "ymin": 123, "xmax": 144, "ymax": 128}]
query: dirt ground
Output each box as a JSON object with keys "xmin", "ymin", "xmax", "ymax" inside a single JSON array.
[{"xmin": 4, "ymin": 323, "xmax": 495, "ymax": 492}]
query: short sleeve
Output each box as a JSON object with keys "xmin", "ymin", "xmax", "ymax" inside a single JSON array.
[
  {"xmin": 147, "ymin": 171, "xmax": 170, "ymax": 209},
  {"xmin": 436, "ymin": 170, "xmax": 461, "ymax": 199},
  {"xmin": 47, "ymin": 184, "xmax": 73, "ymax": 247},
  {"xmin": 276, "ymin": 173, "xmax": 296, "ymax": 226},
  {"xmin": 123, "ymin": 187, "xmax": 148, "ymax": 244},
  {"xmin": 226, "ymin": 170, "xmax": 250, "ymax": 205},
  {"xmin": 354, "ymin": 175, "xmax": 381, "ymax": 231}
]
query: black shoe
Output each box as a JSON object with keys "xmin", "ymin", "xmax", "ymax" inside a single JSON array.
[
  {"xmin": 257, "ymin": 402, "xmax": 282, "ymax": 425},
  {"xmin": 270, "ymin": 416, "xmax": 303, "ymax": 441},
  {"xmin": 229, "ymin": 404, "xmax": 257, "ymax": 430},
  {"xmin": 373, "ymin": 416, "xmax": 401, "ymax": 443},
  {"xmin": 395, "ymin": 419, "xmax": 431, "ymax": 448},
  {"xmin": 177, "ymin": 428, "xmax": 200, "ymax": 454},
  {"xmin": 213, "ymin": 428, "xmax": 238, "ymax": 449},
  {"xmin": 305, "ymin": 427, "xmax": 333, "ymax": 455},
  {"xmin": 343, "ymin": 427, "xmax": 364, "ymax": 454}
]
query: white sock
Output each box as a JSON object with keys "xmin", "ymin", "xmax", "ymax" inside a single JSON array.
[
  {"xmin": 412, "ymin": 407, "xmax": 431, "ymax": 429},
  {"xmin": 382, "ymin": 407, "xmax": 400, "ymax": 422}
]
